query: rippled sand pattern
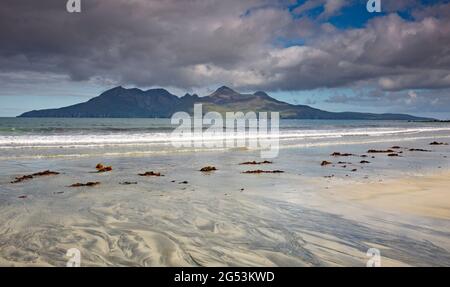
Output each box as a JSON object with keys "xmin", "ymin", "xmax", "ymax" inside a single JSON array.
[
  {"xmin": 1, "ymin": 132, "xmax": 450, "ymax": 266},
  {"xmin": 1, "ymin": 172, "xmax": 449, "ymax": 266}
]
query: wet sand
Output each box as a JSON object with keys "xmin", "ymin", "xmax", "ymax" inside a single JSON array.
[
  {"xmin": 0, "ymin": 132, "xmax": 449, "ymax": 266},
  {"xmin": 0, "ymin": 165, "xmax": 449, "ymax": 267},
  {"xmin": 327, "ymin": 171, "xmax": 450, "ymax": 220}
]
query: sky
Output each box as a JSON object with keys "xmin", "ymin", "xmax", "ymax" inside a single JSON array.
[{"xmin": 0, "ymin": 0, "xmax": 449, "ymax": 119}]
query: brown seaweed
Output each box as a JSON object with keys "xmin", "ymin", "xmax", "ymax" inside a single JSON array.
[
  {"xmin": 96, "ymin": 163, "xmax": 113, "ymax": 173},
  {"xmin": 70, "ymin": 182, "xmax": 100, "ymax": 187},
  {"xmin": 368, "ymin": 149, "xmax": 394, "ymax": 153},
  {"xmin": 200, "ymin": 166, "xmax": 217, "ymax": 172},
  {"xmin": 242, "ymin": 170, "xmax": 285, "ymax": 174},
  {"xmin": 11, "ymin": 170, "xmax": 60, "ymax": 184},
  {"xmin": 321, "ymin": 161, "xmax": 332, "ymax": 166},
  {"xmin": 239, "ymin": 161, "xmax": 273, "ymax": 165},
  {"xmin": 139, "ymin": 171, "xmax": 163, "ymax": 177},
  {"xmin": 330, "ymin": 152, "xmax": 354, "ymax": 157}
]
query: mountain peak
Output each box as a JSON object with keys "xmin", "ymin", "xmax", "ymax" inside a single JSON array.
[
  {"xmin": 213, "ymin": 86, "xmax": 238, "ymax": 95},
  {"xmin": 98, "ymin": 86, "xmax": 127, "ymax": 97},
  {"xmin": 111, "ymin": 85, "xmax": 126, "ymax": 91},
  {"xmin": 98, "ymin": 86, "xmax": 147, "ymax": 98},
  {"xmin": 145, "ymin": 88, "xmax": 171, "ymax": 94}
]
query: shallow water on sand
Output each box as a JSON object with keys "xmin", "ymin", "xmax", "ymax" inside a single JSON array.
[{"xmin": 0, "ymin": 119, "xmax": 450, "ymax": 266}]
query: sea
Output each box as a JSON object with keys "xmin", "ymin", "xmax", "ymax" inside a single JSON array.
[{"xmin": 0, "ymin": 117, "xmax": 449, "ymax": 160}]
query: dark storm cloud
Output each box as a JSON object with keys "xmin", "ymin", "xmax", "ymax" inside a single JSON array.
[
  {"xmin": 0, "ymin": 0, "xmax": 449, "ymax": 93},
  {"xmin": 0, "ymin": 0, "xmax": 297, "ymax": 87}
]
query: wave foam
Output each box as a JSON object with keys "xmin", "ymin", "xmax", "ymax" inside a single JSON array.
[{"xmin": 1, "ymin": 127, "xmax": 449, "ymax": 148}]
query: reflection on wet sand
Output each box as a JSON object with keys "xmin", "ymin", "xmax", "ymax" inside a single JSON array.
[
  {"xmin": 0, "ymin": 134, "xmax": 449, "ymax": 266},
  {"xmin": 1, "ymin": 170, "xmax": 449, "ymax": 266}
]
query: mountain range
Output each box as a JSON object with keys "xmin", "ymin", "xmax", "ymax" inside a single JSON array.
[{"xmin": 19, "ymin": 86, "xmax": 432, "ymax": 120}]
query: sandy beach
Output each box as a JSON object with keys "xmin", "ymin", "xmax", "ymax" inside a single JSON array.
[
  {"xmin": 328, "ymin": 171, "xmax": 450, "ymax": 220},
  {"xmin": 1, "ymin": 160, "xmax": 449, "ymax": 267},
  {"xmin": 0, "ymin": 119, "xmax": 449, "ymax": 267}
]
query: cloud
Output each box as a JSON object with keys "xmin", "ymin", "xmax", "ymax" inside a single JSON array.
[
  {"xmin": 304, "ymin": 98, "xmax": 317, "ymax": 105},
  {"xmin": 325, "ymin": 94, "xmax": 352, "ymax": 104},
  {"xmin": 412, "ymin": 2, "xmax": 450, "ymax": 20},
  {"xmin": 293, "ymin": 0, "xmax": 351, "ymax": 19},
  {"xmin": 378, "ymin": 71, "xmax": 450, "ymax": 91},
  {"xmin": 383, "ymin": 0, "xmax": 420, "ymax": 13},
  {"xmin": 292, "ymin": 0, "xmax": 324, "ymax": 15},
  {"xmin": 321, "ymin": 0, "xmax": 351, "ymax": 18},
  {"xmin": 324, "ymin": 88, "xmax": 450, "ymax": 115},
  {"xmin": 0, "ymin": 0, "xmax": 449, "ymax": 98},
  {"xmin": 0, "ymin": 0, "xmax": 292, "ymax": 88}
]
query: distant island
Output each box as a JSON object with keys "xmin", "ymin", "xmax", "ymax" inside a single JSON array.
[{"xmin": 19, "ymin": 86, "xmax": 433, "ymax": 120}]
